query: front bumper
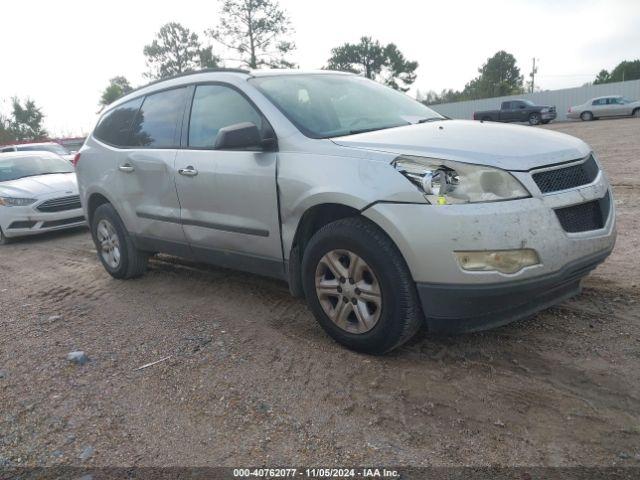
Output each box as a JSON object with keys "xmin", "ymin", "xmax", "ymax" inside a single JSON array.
[
  {"xmin": 541, "ymin": 112, "xmax": 557, "ymax": 120},
  {"xmin": 1, "ymin": 206, "xmax": 86, "ymax": 238},
  {"xmin": 416, "ymin": 248, "xmax": 611, "ymax": 333},
  {"xmin": 362, "ymin": 162, "xmax": 616, "ymax": 332}
]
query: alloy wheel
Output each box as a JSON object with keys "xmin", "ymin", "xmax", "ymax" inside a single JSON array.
[
  {"xmin": 314, "ymin": 249, "xmax": 382, "ymax": 334},
  {"xmin": 96, "ymin": 219, "xmax": 121, "ymax": 269}
]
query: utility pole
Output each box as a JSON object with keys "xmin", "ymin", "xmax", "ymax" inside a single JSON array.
[{"xmin": 530, "ymin": 58, "xmax": 538, "ymax": 93}]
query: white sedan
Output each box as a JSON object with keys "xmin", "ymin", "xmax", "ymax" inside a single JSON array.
[{"xmin": 0, "ymin": 152, "xmax": 85, "ymax": 244}]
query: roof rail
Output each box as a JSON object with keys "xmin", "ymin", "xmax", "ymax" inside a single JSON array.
[{"xmin": 123, "ymin": 68, "xmax": 252, "ymax": 97}]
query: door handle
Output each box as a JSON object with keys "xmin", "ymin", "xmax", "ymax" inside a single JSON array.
[
  {"xmin": 178, "ymin": 166, "xmax": 198, "ymax": 177},
  {"xmin": 118, "ymin": 164, "xmax": 135, "ymax": 173}
]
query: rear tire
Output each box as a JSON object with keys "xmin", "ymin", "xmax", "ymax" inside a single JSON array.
[
  {"xmin": 301, "ymin": 217, "xmax": 423, "ymax": 355},
  {"xmin": 581, "ymin": 111, "xmax": 594, "ymax": 121},
  {"xmin": 91, "ymin": 203, "xmax": 148, "ymax": 279},
  {"xmin": 529, "ymin": 113, "xmax": 542, "ymax": 125}
]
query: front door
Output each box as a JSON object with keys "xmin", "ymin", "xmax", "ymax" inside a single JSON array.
[{"xmin": 174, "ymin": 84, "xmax": 283, "ymax": 277}]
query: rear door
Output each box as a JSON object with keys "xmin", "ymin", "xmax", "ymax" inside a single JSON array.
[
  {"xmin": 173, "ymin": 83, "xmax": 283, "ymax": 277},
  {"xmin": 115, "ymin": 87, "xmax": 189, "ymax": 247}
]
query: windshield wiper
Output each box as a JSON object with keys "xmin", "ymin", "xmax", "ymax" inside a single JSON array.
[{"xmin": 417, "ymin": 117, "xmax": 447, "ymax": 123}]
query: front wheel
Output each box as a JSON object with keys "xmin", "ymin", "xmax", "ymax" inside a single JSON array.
[
  {"xmin": 91, "ymin": 203, "xmax": 148, "ymax": 279},
  {"xmin": 301, "ymin": 217, "xmax": 423, "ymax": 354},
  {"xmin": 0, "ymin": 228, "xmax": 11, "ymax": 245},
  {"xmin": 529, "ymin": 113, "xmax": 542, "ymax": 125}
]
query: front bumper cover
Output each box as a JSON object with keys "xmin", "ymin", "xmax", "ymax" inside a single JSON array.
[{"xmin": 417, "ymin": 248, "xmax": 612, "ymax": 334}]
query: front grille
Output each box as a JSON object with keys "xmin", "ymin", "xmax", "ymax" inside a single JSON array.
[
  {"xmin": 555, "ymin": 191, "xmax": 610, "ymax": 233},
  {"xmin": 36, "ymin": 195, "xmax": 81, "ymax": 213},
  {"xmin": 533, "ymin": 155, "xmax": 599, "ymax": 193},
  {"xmin": 41, "ymin": 216, "xmax": 85, "ymax": 228}
]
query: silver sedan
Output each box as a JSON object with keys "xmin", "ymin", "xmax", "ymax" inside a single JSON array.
[{"xmin": 568, "ymin": 95, "xmax": 640, "ymax": 121}]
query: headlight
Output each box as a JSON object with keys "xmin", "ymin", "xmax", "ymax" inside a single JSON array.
[
  {"xmin": 392, "ymin": 155, "xmax": 530, "ymax": 204},
  {"xmin": 0, "ymin": 197, "xmax": 37, "ymax": 207},
  {"xmin": 540, "ymin": 108, "xmax": 549, "ymax": 113}
]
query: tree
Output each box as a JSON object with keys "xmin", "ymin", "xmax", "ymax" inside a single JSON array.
[
  {"xmin": 326, "ymin": 37, "xmax": 418, "ymax": 92},
  {"xmin": 593, "ymin": 69, "xmax": 611, "ymax": 85},
  {"xmin": 144, "ymin": 22, "xmax": 219, "ymax": 79},
  {"xmin": 464, "ymin": 51, "xmax": 524, "ymax": 99},
  {"xmin": 99, "ymin": 76, "xmax": 133, "ymax": 106},
  {"xmin": 8, "ymin": 97, "xmax": 48, "ymax": 141},
  {"xmin": 0, "ymin": 114, "xmax": 13, "ymax": 144},
  {"xmin": 208, "ymin": 0, "xmax": 296, "ymax": 69}
]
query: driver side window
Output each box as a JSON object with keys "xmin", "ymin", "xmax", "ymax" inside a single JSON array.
[{"xmin": 188, "ymin": 85, "xmax": 263, "ymax": 149}]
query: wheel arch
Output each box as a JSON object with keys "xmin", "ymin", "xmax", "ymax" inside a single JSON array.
[{"xmin": 85, "ymin": 189, "xmax": 121, "ymax": 227}]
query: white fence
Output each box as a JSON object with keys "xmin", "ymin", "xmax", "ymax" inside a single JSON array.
[{"xmin": 429, "ymin": 79, "xmax": 640, "ymax": 121}]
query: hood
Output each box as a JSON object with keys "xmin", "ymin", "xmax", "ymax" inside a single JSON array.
[
  {"xmin": 331, "ymin": 120, "xmax": 590, "ymax": 171},
  {"xmin": 0, "ymin": 173, "xmax": 78, "ymax": 199}
]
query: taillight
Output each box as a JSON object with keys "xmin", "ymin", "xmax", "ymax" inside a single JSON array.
[
  {"xmin": 472, "ymin": 112, "xmax": 476, "ymax": 120},
  {"xmin": 72, "ymin": 153, "xmax": 81, "ymax": 167},
  {"xmin": 567, "ymin": 107, "xmax": 572, "ymax": 113}
]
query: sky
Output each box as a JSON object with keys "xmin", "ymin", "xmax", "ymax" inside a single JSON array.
[{"xmin": 1, "ymin": 0, "xmax": 639, "ymax": 136}]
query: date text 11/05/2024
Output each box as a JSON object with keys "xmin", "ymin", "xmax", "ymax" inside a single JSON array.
[{"xmin": 233, "ymin": 468, "xmax": 400, "ymax": 478}]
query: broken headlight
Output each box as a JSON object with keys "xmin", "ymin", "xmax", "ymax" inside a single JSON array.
[{"xmin": 392, "ymin": 155, "xmax": 530, "ymax": 205}]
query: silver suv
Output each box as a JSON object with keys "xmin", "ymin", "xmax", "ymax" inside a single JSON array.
[{"xmin": 76, "ymin": 69, "xmax": 616, "ymax": 354}]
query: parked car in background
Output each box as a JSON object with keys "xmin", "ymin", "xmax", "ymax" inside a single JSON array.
[
  {"xmin": 0, "ymin": 142, "xmax": 75, "ymax": 163},
  {"xmin": 0, "ymin": 152, "xmax": 85, "ymax": 244},
  {"xmin": 567, "ymin": 95, "xmax": 640, "ymax": 121},
  {"xmin": 473, "ymin": 100, "xmax": 557, "ymax": 125},
  {"xmin": 76, "ymin": 69, "xmax": 614, "ymax": 354}
]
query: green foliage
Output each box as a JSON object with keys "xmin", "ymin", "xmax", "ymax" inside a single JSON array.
[
  {"xmin": 466, "ymin": 51, "xmax": 524, "ymax": 99},
  {"xmin": 593, "ymin": 69, "xmax": 611, "ymax": 85},
  {"xmin": 594, "ymin": 60, "xmax": 640, "ymax": 84},
  {"xmin": 6, "ymin": 97, "xmax": 48, "ymax": 142},
  {"xmin": 99, "ymin": 76, "xmax": 133, "ymax": 106},
  {"xmin": 144, "ymin": 22, "xmax": 219, "ymax": 79},
  {"xmin": 418, "ymin": 50, "xmax": 524, "ymax": 105},
  {"xmin": 326, "ymin": 37, "xmax": 418, "ymax": 92},
  {"xmin": 209, "ymin": 0, "xmax": 296, "ymax": 69}
]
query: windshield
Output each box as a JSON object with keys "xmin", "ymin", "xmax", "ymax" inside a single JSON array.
[
  {"xmin": 0, "ymin": 155, "xmax": 74, "ymax": 182},
  {"xmin": 249, "ymin": 74, "xmax": 443, "ymax": 138},
  {"xmin": 17, "ymin": 144, "xmax": 70, "ymax": 155}
]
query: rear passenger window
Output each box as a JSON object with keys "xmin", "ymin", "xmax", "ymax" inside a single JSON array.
[
  {"xmin": 188, "ymin": 85, "xmax": 263, "ymax": 148},
  {"xmin": 94, "ymin": 98, "xmax": 143, "ymax": 147},
  {"xmin": 131, "ymin": 88, "xmax": 187, "ymax": 148}
]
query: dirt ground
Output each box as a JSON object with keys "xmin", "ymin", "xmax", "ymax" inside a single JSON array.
[{"xmin": 1, "ymin": 118, "xmax": 639, "ymax": 469}]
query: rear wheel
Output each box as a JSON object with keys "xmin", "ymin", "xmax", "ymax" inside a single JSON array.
[
  {"xmin": 91, "ymin": 203, "xmax": 148, "ymax": 279},
  {"xmin": 529, "ymin": 113, "xmax": 542, "ymax": 125},
  {"xmin": 581, "ymin": 111, "xmax": 594, "ymax": 121},
  {"xmin": 301, "ymin": 217, "xmax": 423, "ymax": 354}
]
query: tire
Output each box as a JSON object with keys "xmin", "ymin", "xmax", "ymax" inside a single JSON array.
[
  {"xmin": 91, "ymin": 203, "xmax": 148, "ymax": 279},
  {"xmin": 301, "ymin": 217, "xmax": 423, "ymax": 354},
  {"xmin": 633, "ymin": 108, "xmax": 640, "ymax": 118},
  {"xmin": 528, "ymin": 113, "xmax": 542, "ymax": 125},
  {"xmin": 0, "ymin": 228, "xmax": 11, "ymax": 245},
  {"xmin": 581, "ymin": 111, "xmax": 594, "ymax": 121}
]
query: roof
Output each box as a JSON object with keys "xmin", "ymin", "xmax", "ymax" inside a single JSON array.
[
  {"xmin": 107, "ymin": 68, "xmax": 354, "ymax": 112},
  {"xmin": 0, "ymin": 151, "xmax": 62, "ymax": 160}
]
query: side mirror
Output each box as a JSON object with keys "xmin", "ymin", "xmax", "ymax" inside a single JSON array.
[{"xmin": 215, "ymin": 122, "xmax": 273, "ymax": 151}]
